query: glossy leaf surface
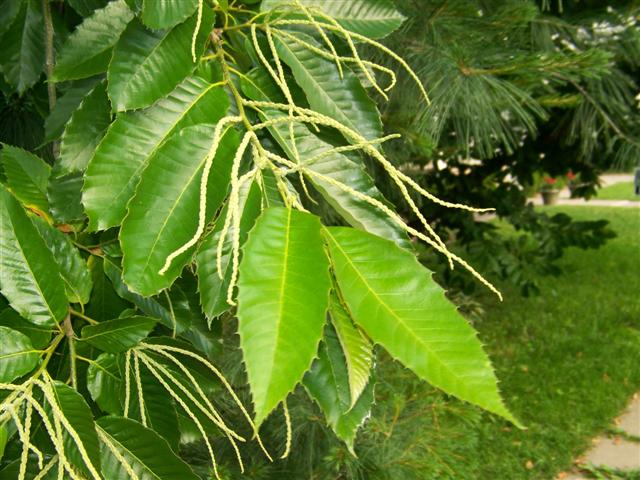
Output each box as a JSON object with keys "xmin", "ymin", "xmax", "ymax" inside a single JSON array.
[
  {"xmin": 83, "ymin": 76, "xmax": 227, "ymax": 230},
  {"xmin": 0, "ymin": 326, "xmax": 39, "ymax": 383},
  {"xmin": 81, "ymin": 316, "xmax": 157, "ymax": 353},
  {"xmin": 1, "ymin": 145, "xmax": 50, "ymax": 214},
  {"xmin": 140, "ymin": 0, "xmax": 198, "ymax": 29},
  {"xmin": 107, "ymin": 9, "xmax": 213, "ymax": 111},
  {"xmin": 0, "ymin": 186, "xmax": 67, "ymax": 326},
  {"xmin": 86, "ymin": 352, "xmax": 123, "ymax": 415},
  {"xmin": 325, "ymin": 226, "xmax": 518, "ymax": 424},
  {"xmin": 261, "ymin": 0, "xmax": 405, "ymax": 38},
  {"xmin": 49, "ymin": 381, "xmax": 102, "ymax": 476},
  {"xmin": 59, "ymin": 81, "xmax": 111, "ymax": 174},
  {"xmin": 96, "ymin": 416, "xmax": 199, "ymax": 480},
  {"xmin": 52, "ymin": 0, "xmax": 134, "ymax": 81},
  {"xmin": 237, "ymin": 207, "xmax": 330, "ymax": 426},
  {"xmin": 0, "ymin": 0, "xmax": 44, "ymax": 94},
  {"xmin": 31, "ymin": 217, "xmax": 93, "ymax": 305},
  {"xmin": 44, "ymin": 78, "xmax": 100, "ymax": 143},
  {"xmin": 0, "ymin": 308, "xmax": 52, "ymax": 349},
  {"xmin": 47, "ymin": 171, "xmax": 85, "ymax": 223},
  {"xmin": 121, "ymin": 123, "xmax": 236, "ymax": 296}
]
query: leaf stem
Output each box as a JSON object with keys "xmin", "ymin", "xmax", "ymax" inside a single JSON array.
[
  {"xmin": 41, "ymin": 0, "xmax": 58, "ymax": 157},
  {"xmin": 69, "ymin": 308, "xmax": 99, "ymax": 325},
  {"xmin": 62, "ymin": 316, "xmax": 77, "ymax": 388}
]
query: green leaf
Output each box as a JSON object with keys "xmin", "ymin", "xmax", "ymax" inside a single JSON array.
[
  {"xmin": 58, "ymin": 81, "xmax": 111, "ymax": 174},
  {"xmin": 47, "ymin": 170, "xmax": 85, "ymax": 223},
  {"xmin": 123, "ymin": 362, "xmax": 180, "ymax": 450},
  {"xmin": 196, "ymin": 180, "xmax": 262, "ymax": 321},
  {"xmin": 0, "ymin": 326, "xmax": 39, "ymax": 382},
  {"xmin": 80, "ymin": 316, "xmax": 156, "ymax": 353},
  {"xmin": 86, "ymin": 352, "xmax": 123, "ymax": 415},
  {"xmin": 48, "ymin": 381, "xmax": 102, "ymax": 476},
  {"xmin": 121, "ymin": 123, "xmax": 236, "ymax": 297},
  {"xmin": 0, "ymin": 308, "xmax": 52, "ymax": 349},
  {"xmin": 83, "ymin": 76, "xmax": 228, "ymax": 230},
  {"xmin": 261, "ymin": 0, "xmax": 405, "ymax": 39},
  {"xmin": 303, "ymin": 328, "xmax": 374, "ymax": 454},
  {"xmin": 140, "ymin": 0, "xmax": 198, "ymax": 29},
  {"xmin": 0, "ymin": 423, "xmax": 7, "ymax": 461},
  {"xmin": 0, "ymin": 0, "xmax": 44, "ymax": 94},
  {"xmin": 0, "ymin": 0, "xmax": 22, "ymax": 38},
  {"xmin": 67, "ymin": 0, "xmax": 110, "ymax": 17},
  {"xmin": 31, "ymin": 217, "xmax": 93, "ymax": 304},
  {"xmin": 52, "ymin": 0, "xmax": 134, "ymax": 82},
  {"xmin": 330, "ymin": 295, "xmax": 372, "ymax": 407},
  {"xmin": 96, "ymin": 416, "xmax": 199, "ymax": 480},
  {"xmin": 237, "ymin": 207, "xmax": 330, "ymax": 426},
  {"xmin": 0, "ymin": 186, "xmax": 67, "ymax": 327},
  {"xmin": 324, "ymin": 227, "xmax": 519, "ymax": 424},
  {"xmin": 85, "ymin": 256, "xmax": 131, "ymax": 321},
  {"xmin": 1, "ymin": 144, "xmax": 50, "ymax": 214},
  {"xmin": 274, "ymin": 32, "xmax": 383, "ymax": 143},
  {"xmin": 241, "ymin": 67, "xmax": 410, "ymax": 249},
  {"xmin": 108, "ymin": 9, "xmax": 213, "ymax": 112},
  {"xmin": 103, "ymin": 258, "xmax": 190, "ymax": 334},
  {"xmin": 44, "ymin": 78, "xmax": 100, "ymax": 144}
]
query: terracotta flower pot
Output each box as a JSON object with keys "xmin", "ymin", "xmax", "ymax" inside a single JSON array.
[{"xmin": 541, "ymin": 189, "xmax": 560, "ymax": 205}]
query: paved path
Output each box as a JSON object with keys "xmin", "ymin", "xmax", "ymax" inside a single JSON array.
[
  {"xmin": 532, "ymin": 174, "xmax": 640, "ymax": 208},
  {"xmin": 562, "ymin": 394, "xmax": 640, "ymax": 479}
]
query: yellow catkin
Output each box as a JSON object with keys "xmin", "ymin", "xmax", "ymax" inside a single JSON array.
[
  {"xmin": 132, "ymin": 353, "xmax": 147, "ymax": 427},
  {"xmin": 33, "ymin": 456, "xmax": 58, "ymax": 480},
  {"xmin": 123, "ymin": 350, "xmax": 132, "ymax": 417},
  {"xmin": 138, "ymin": 353, "xmax": 222, "ymax": 479},
  {"xmin": 274, "ymin": 29, "xmax": 397, "ymax": 91},
  {"xmin": 191, "ymin": 0, "xmax": 203, "ymax": 62},
  {"xmin": 140, "ymin": 343, "xmax": 274, "ymax": 462},
  {"xmin": 280, "ymin": 400, "xmax": 292, "ymax": 459},
  {"xmin": 96, "ymin": 429, "xmax": 140, "ymax": 480},
  {"xmin": 159, "ymin": 116, "xmax": 243, "ymax": 276}
]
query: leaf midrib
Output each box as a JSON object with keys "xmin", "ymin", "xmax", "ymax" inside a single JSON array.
[{"xmin": 325, "ymin": 230, "xmax": 466, "ymax": 389}]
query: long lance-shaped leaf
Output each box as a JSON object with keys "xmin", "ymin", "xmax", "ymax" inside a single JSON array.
[
  {"xmin": 141, "ymin": 0, "xmax": 199, "ymax": 29},
  {"xmin": 329, "ymin": 295, "xmax": 372, "ymax": 407},
  {"xmin": 48, "ymin": 381, "xmax": 102, "ymax": 477},
  {"xmin": 275, "ymin": 32, "xmax": 383, "ymax": 143},
  {"xmin": 261, "ymin": 0, "xmax": 405, "ymax": 39},
  {"xmin": 44, "ymin": 78, "xmax": 101, "ymax": 144},
  {"xmin": 52, "ymin": 0, "xmax": 134, "ymax": 82},
  {"xmin": 0, "ymin": 326, "xmax": 39, "ymax": 383},
  {"xmin": 324, "ymin": 226, "xmax": 520, "ymax": 425},
  {"xmin": 96, "ymin": 416, "xmax": 200, "ymax": 480},
  {"xmin": 108, "ymin": 9, "xmax": 214, "ymax": 112},
  {"xmin": 58, "ymin": 80, "xmax": 111, "ymax": 174},
  {"xmin": 121, "ymin": 124, "xmax": 237, "ymax": 296},
  {"xmin": 0, "ymin": 186, "xmax": 67, "ymax": 327},
  {"xmin": 237, "ymin": 207, "xmax": 331, "ymax": 426},
  {"xmin": 80, "ymin": 316, "xmax": 157, "ymax": 353},
  {"xmin": 83, "ymin": 76, "xmax": 228, "ymax": 230},
  {"xmin": 0, "ymin": 0, "xmax": 44, "ymax": 94},
  {"xmin": 240, "ymin": 68, "xmax": 410, "ymax": 249},
  {"xmin": 1, "ymin": 145, "xmax": 50, "ymax": 215},
  {"xmin": 303, "ymin": 326, "xmax": 374, "ymax": 454},
  {"xmin": 196, "ymin": 180, "xmax": 262, "ymax": 321},
  {"xmin": 47, "ymin": 170, "xmax": 85, "ymax": 224},
  {"xmin": 32, "ymin": 217, "xmax": 93, "ymax": 305}
]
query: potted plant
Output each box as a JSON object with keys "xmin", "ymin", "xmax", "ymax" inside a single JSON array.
[{"xmin": 540, "ymin": 176, "xmax": 562, "ymax": 205}]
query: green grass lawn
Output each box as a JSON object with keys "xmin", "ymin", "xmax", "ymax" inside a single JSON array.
[
  {"xmin": 596, "ymin": 182, "xmax": 640, "ymax": 201},
  {"xmin": 472, "ymin": 206, "xmax": 640, "ymax": 479}
]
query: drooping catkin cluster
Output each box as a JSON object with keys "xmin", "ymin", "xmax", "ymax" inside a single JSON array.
[{"xmin": 0, "ymin": 375, "xmax": 102, "ymax": 480}]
